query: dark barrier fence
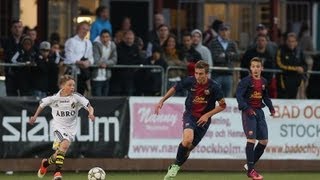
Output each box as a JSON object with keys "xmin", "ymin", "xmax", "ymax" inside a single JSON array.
[{"xmin": 0, "ymin": 97, "xmax": 129, "ymax": 158}]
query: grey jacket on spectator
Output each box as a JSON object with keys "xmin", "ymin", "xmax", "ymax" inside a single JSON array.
[{"xmin": 92, "ymin": 39, "xmax": 117, "ymax": 79}]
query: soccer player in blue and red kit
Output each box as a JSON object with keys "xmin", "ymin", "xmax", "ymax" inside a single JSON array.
[
  {"xmin": 236, "ymin": 57, "xmax": 275, "ymax": 180},
  {"xmin": 155, "ymin": 60, "xmax": 226, "ymax": 180}
]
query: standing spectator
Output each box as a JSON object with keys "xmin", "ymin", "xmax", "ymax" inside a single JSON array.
[
  {"xmin": 146, "ymin": 24, "xmax": 170, "ymax": 58},
  {"xmin": 91, "ymin": 29, "xmax": 117, "ymax": 96},
  {"xmin": 27, "ymin": 28, "xmax": 40, "ymax": 52},
  {"xmin": 276, "ymin": 32, "xmax": 307, "ymax": 99},
  {"xmin": 249, "ymin": 24, "xmax": 278, "ymax": 60},
  {"xmin": 114, "ymin": 16, "xmax": 132, "ymax": 44},
  {"xmin": 180, "ymin": 32, "xmax": 202, "ymax": 76},
  {"xmin": 147, "ymin": 13, "xmax": 165, "ymax": 44},
  {"xmin": 90, "ymin": 6, "xmax": 112, "ymax": 42},
  {"xmin": 2, "ymin": 20, "xmax": 24, "ymax": 96},
  {"xmin": 202, "ymin": 19, "xmax": 223, "ymax": 47},
  {"xmin": 10, "ymin": 36, "xmax": 37, "ymax": 96},
  {"xmin": 48, "ymin": 41, "xmax": 61, "ymax": 95},
  {"xmin": 137, "ymin": 47, "xmax": 167, "ymax": 96},
  {"xmin": 240, "ymin": 34, "xmax": 276, "ymax": 98},
  {"xmin": 209, "ymin": 23, "xmax": 239, "ymax": 97},
  {"xmin": 191, "ymin": 29, "xmax": 213, "ymax": 67},
  {"xmin": 110, "ymin": 30, "xmax": 143, "ymax": 96},
  {"xmin": 297, "ymin": 22, "xmax": 314, "ymax": 99},
  {"xmin": 162, "ymin": 34, "xmax": 186, "ymax": 96},
  {"xmin": 32, "ymin": 41, "xmax": 59, "ymax": 99},
  {"xmin": 64, "ymin": 21, "xmax": 94, "ymax": 95}
]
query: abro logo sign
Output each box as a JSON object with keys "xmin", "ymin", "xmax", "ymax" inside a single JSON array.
[{"xmin": 2, "ymin": 110, "xmax": 120, "ymax": 142}]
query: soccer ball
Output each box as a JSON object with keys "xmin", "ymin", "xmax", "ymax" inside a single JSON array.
[{"xmin": 88, "ymin": 167, "xmax": 106, "ymax": 180}]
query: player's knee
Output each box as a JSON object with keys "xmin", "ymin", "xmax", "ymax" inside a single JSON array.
[
  {"xmin": 182, "ymin": 140, "xmax": 193, "ymax": 148},
  {"xmin": 259, "ymin": 139, "xmax": 268, "ymax": 145},
  {"xmin": 59, "ymin": 140, "xmax": 70, "ymax": 152},
  {"xmin": 247, "ymin": 139, "xmax": 256, "ymax": 144}
]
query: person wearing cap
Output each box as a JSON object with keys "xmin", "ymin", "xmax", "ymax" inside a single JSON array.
[
  {"xmin": 31, "ymin": 41, "xmax": 60, "ymax": 99},
  {"xmin": 248, "ymin": 23, "xmax": 278, "ymax": 60},
  {"xmin": 208, "ymin": 23, "xmax": 239, "ymax": 97}
]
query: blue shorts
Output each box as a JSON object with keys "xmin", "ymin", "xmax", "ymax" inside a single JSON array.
[
  {"xmin": 242, "ymin": 108, "xmax": 268, "ymax": 140},
  {"xmin": 183, "ymin": 112, "xmax": 210, "ymax": 147}
]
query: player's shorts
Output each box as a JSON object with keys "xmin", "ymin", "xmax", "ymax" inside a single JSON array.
[
  {"xmin": 52, "ymin": 126, "xmax": 75, "ymax": 150},
  {"xmin": 182, "ymin": 112, "xmax": 210, "ymax": 147},
  {"xmin": 241, "ymin": 108, "xmax": 268, "ymax": 140}
]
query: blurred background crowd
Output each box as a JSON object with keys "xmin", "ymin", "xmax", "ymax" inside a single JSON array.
[{"xmin": 0, "ymin": 0, "xmax": 319, "ymax": 99}]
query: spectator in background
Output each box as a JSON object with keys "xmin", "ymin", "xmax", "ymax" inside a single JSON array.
[
  {"xmin": 162, "ymin": 34, "xmax": 186, "ymax": 96},
  {"xmin": 249, "ymin": 24, "xmax": 278, "ymax": 60},
  {"xmin": 32, "ymin": 41, "xmax": 59, "ymax": 99},
  {"xmin": 146, "ymin": 24, "xmax": 170, "ymax": 58},
  {"xmin": 297, "ymin": 22, "xmax": 314, "ymax": 99},
  {"xmin": 48, "ymin": 41, "xmax": 61, "ymax": 95},
  {"xmin": 240, "ymin": 34, "xmax": 276, "ymax": 98},
  {"xmin": 2, "ymin": 20, "xmax": 24, "ymax": 96},
  {"xmin": 90, "ymin": 6, "xmax": 112, "ymax": 42},
  {"xmin": 91, "ymin": 29, "xmax": 117, "ymax": 96},
  {"xmin": 27, "ymin": 28, "xmax": 40, "ymax": 53},
  {"xmin": 191, "ymin": 29, "xmax": 213, "ymax": 67},
  {"xmin": 180, "ymin": 32, "xmax": 202, "ymax": 76},
  {"xmin": 276, "ymin": 32, "xmax": 307, "ymax": 99},
  {"xmin": 209, "ymin": 23, "xmax": 239, "ymax": 97},
  {"xmin": 110, "ymin": 30, "xmax": 143, "ymax": 96},
  {"xmin": 64, "ymin": 21, "xmax": 93, "ymax": 95},
  {"xmin": 10, "ymin": 36, "xmax": 37, "ymax": 96},
  {"xmin": 147, "ymin": 13, "xmax": 165, "ymax": 45},
  {"xmin": 137, "ymin": 47, "xmax": 167, "ymax": 96},
  {"xmin": 114, "ymin": 16, "xmax": 132, "ymax": 44},
  {"xmin": 203, "ymin": 19, "xmax": 223, "ymax": 47}
]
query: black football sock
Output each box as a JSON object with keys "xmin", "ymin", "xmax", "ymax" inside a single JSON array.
[
  {"xmin": 246, "ymin": 142, "xmax": 255, "ymax": 172},
  {"xmin": 54, "ymin": 150, "xmax": 65, "ymax": 173},
  {"xmin": 254, "ymin": 143, "xmax": 266, "ymax": 164},
  {"xmin": 174, "ymin": 143, "xmax": 189, "ymax": 166}
]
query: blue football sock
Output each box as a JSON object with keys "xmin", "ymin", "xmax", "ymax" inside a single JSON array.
[
  {"xmin": 175, "ymin": 143, "xmax": 189, "ymax": 166},
  {"xmin": 254, "ymin": 143, "xmax": 266, "ymax": 164},
  {"xmin": 246, "ymin": 142, "xmax": 255, "ymax": 171}
]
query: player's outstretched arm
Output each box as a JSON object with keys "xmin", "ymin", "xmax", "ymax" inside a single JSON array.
[
  {"xmin": 87, "ymin": 105, "xmax": 95, "ymax": 121},
  {"xmin": 29, "ymin": 106, "xmax": 44, "ymax": 125},
  {"xmin": 155, "ymin": 87, "xmax": 176, "ymax": 115}
]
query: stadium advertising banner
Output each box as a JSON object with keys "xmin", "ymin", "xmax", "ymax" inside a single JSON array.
[
  {"xmin": 0, "ymin": 97, "xmax": 129, "ymax": 158},
  {"xmin": 128, "ymin": 97, "xmax": 320, "ymax": 160}
]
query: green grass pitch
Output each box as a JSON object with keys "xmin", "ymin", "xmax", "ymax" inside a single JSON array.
[{"xmin": 1, "ymin": 171, "xmax": 320, "ymax": 180}]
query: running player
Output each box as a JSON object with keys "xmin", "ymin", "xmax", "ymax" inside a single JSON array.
[
  {"xmin": 29, "ymin": 75, "xmax": 95, "ymax": 180},
  {"xmin": 236, "ymin": 57, "xmax": 275, "ymax": 180},
  {"xmin": 155, "ymin": 60, "xmax": 226, "ymax": 180}
]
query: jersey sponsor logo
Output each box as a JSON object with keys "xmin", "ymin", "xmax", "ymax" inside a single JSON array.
[
  {"xmin": 1, "ymin": 110, "xmax": 120, "ymax": 142},
  {"xmin": 56, "ymin": 110, "xmax": 76, "ymax": 117},
  {"xmin": 59, "ymin": 100, "xmax": 69, "ymax": 103},
  {"xmin": 193, "ymin": 96, "xmax": 207, "ymax": 104},
  {"xmin": 250, "ymin": 91, "xmax": 262, "ymax": 99}
]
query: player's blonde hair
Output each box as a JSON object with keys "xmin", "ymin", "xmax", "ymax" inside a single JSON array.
[
  {"xmin": 59, "ymin": 75, "xmax": 75, "ymax": 86},
  {"xmin": 250, "ymin": 57, "xmax": 263, "ymax": 66}
]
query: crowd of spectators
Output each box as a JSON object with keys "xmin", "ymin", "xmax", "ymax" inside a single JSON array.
[{"xmin": 0, "ymin": 5, "xmax": 318, "ymax": 99}]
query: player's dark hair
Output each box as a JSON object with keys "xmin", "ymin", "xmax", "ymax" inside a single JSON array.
[
  {"xmin": 250, "ymin": 57, "xmax": 263, "ymax": 66},
  {"xmin": 195, "ymin": 60, "xmax": 209, "ymax": 73},
  {"xmin": 60, "ymin": 75, "xmax": 75, "ymax": 85}
]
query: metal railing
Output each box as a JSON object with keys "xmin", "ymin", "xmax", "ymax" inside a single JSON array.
[{"xmin": 1, "ymin": 62, "xmax": 320, "ymax": 96}]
